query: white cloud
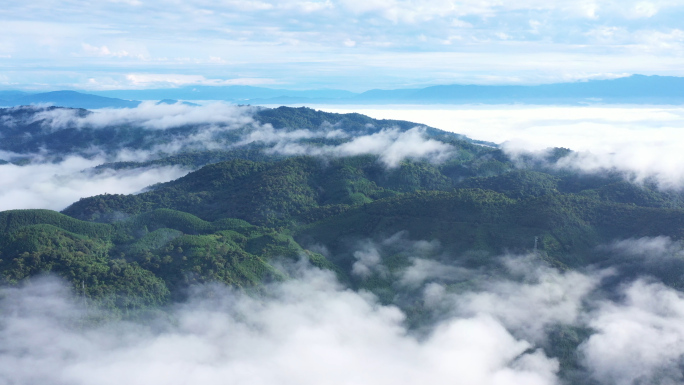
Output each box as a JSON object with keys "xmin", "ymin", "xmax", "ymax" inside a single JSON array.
[
  {"xmin": 263, "ymin": 126, "xmax": 454, "ymax": 167},
  {"xmin": 124, "ymin": 74, "xmax": 277, "ymax": 87},
  {"xmin": 318, "ymin": 105, "xmax": 684, "ymax": 189},
  {"xmin": 81, "ymin": 43, "xmax": 146, "ymax": 59},
  {"xmin": 8, "ymin": 0, "xmax": 684, "ymax": 91},
  {"xmin": 235, "ymin": 122, "xmax": 348, "ymax": 146},
  {"xmin": 0, "ymin": 156, "xmax": 188, "ymax": 211},
  {"xmin": 605, "ymin": 236, "xmax": 684, "ymax": 258},
  {"xmin": 0, "ymin": 104, "xmax": 456, "ymax": 212},
  {"xmin": 32, "ymin": 102, "xmax": 258, "ymax": 130},
  {"xmin": 399, "ymin": 258, "xmax": 469, "ymax": 288},
  {"xmin": 453, "ymin": 256, "xmax": 602, "ymax": 343},
  {"xmin": 108, "ymin": 0, "xmax": 143, "ymax": 5},
  {"xmin": 0, "ymin": 270, "xmax": 561, "ymax": 385},
  {"xmin": 634, "ymin": 28, "xmax": 684, "ymax": 51},
  {"xmin": 581, "ymin": 280, "xmax": 684, "ymax": 385},
  {"xmin": 351, "ymin": 241, "xmax": 388, "ymax": 278},
  {"xmin": 5, "ymin": 231, "xmax": 684, "ymax": 385}
]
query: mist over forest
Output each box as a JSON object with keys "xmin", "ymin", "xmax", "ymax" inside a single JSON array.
[
  {"xmin": 2, "ymin": 102, "xmax": 684, "ymax": 385},
  {"xmin": 7, "ymin": 0, "xmax": 684, "ymax": 382}
]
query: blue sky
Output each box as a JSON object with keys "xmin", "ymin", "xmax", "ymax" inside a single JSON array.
[{"xmin": 2, "ymin": 0, "xmax": 684, "ymax": 91}]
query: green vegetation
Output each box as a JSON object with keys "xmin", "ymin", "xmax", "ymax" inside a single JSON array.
[
  {"xmin": 5, "ymin": 106, "xmax": 684, "ymax": 380},
  {"xmin": 0, "ymin": 208, "xmax": 326, "ymax": 310},
  {"xmin": 0, "ymin": 150, "xmax": 676, "ymax": 309},
  {"xmin": 3, "ymin": 149, "xmax": 684, "ymax": 310}
]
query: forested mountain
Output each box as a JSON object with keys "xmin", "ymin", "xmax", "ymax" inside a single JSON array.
[
  {"xmin": 6, "ymin": 151, "xmax": 684, "ymax": 304},
  {"xmin": 0, "ymin": 105, "xmax": 485, "ymax": 160},
  {"xmin": 2, "ymin": 104, "xmax": 684, "ymax": 382},
  {"xmin": 0, "ymin": 91, "xmax": 140, "ymax": 109}
]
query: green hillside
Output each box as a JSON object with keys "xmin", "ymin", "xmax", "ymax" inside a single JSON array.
[
  {"xmin": 0, "ymin": 208, "xmax": 330, "ymax": 311},
  {"xmin": 46, "ymin": 154, "xmax": 684, "ymax": 306}
]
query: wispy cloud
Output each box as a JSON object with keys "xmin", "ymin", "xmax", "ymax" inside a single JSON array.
[
  {"xmin": 0, "ymin": 157, "xmax": 187, "ymax": 211},
  {"xmin": 263, "ymin": 126, "xmax": 455, "ymax": 167},
  {"xmin": 81, "ymin": 43, "xmax": 147, "ymax": 60},
  {"xmin": 32, "ymin": 102, "xmax": 258, "ymax": 130},
  {"xmin": 124, "ymin": 74, "xmax": 278, "ymax": 88}
]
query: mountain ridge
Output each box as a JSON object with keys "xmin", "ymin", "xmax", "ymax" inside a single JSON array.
[{"xmin": 2, "ymin": 75, "xmax": 684, "ymax": 107}]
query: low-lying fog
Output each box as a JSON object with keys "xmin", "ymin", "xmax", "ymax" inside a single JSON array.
[
  {"xmin": 318, "ymin": 105, "xmax": 684, "ymax": 188},
  {"xmin": 3, "ymin": 103, "xmax": 684, "ymax": 211}
]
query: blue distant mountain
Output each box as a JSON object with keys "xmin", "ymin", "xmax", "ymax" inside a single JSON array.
[
  {"xmin": 0, "ymin": 90, "xmax": 30, "ymax": 102},
  {"xmin": 0, "ymin": 90, "xmax": 140, "ymax": 109},
  {"xmin": 157, "ymin": 99, "xmax": 200, "ymax": 106},
  {"xmin": 2, "ymin": 75, "xmax": 684, "ymax": 108},
  {"xmin": 91, "ymin": 86, "xmax": 357, "ymax": 102},
  {"xmin": 353, "ymin": 75, "xmax": 684, "ymax": 104},
  {"xmin": 92, "ymin": 75, "xmax": 678, "ymax": 105},
  {"xmin": 252, "ymin": 75, "xmax": 684, "ymax": 105}
]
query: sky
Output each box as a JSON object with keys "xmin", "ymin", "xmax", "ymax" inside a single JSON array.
[{"xmin": 3, "ymin": 0, "xmax": 684, "ymax": 91}]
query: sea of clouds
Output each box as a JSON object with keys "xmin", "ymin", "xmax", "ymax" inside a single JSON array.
[
  {"xmin": 319, "ymin": 105, "xmax": 684, "ymax": 189},
  {"xmin": 2, "ymin": 103, "xmax": 684, "ymax": 384},
  {"xmin": 3, "ymin": 244, "xmax": 684, "ymax": 385}
]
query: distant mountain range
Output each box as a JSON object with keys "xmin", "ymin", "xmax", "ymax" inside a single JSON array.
[
  {"xmin": 1, "ymin": 75, "xmax": 684, "ymax": 108},
  {"xmin": 0, "ymin": 90, "xmax": 140, "ymax": 109}
]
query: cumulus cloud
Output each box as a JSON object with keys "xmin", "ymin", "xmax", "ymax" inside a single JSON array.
[
  {"xmin": 347, "ymin": 234, "xmax": 684, "ymax": 383},
  {"xmin": 10, "ymin": 0, "xmax": 684, "ymax": 92},
  {"xmin": 345, "ymin": 232, "xmax": 449, "ymax": 281},
  {"xmin": 0, "ymin": 271, "xmax": 562, "ymax": 385},
  {"xmin": 0, "ymin": 156, "xmax": 188, "ymax": 211}
]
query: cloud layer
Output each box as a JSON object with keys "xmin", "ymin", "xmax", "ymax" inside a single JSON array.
[
  {"xmin": 0, "ymin": 157, "xmax": 188, "ymax": 211},
  {"xmin": 0, "ymin": 269, "xmax": 561, "ymax": 385},
  {"xmin": 321, "ymin": 105, "xmax": 684, "ymax": 189},
  {"xmin": 32, "ymin": 102, "xmax": 258, "ymax": 131},
  {"xmin": 5, "ymin": 243, "xmax": 684, "ymax": 385}
]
